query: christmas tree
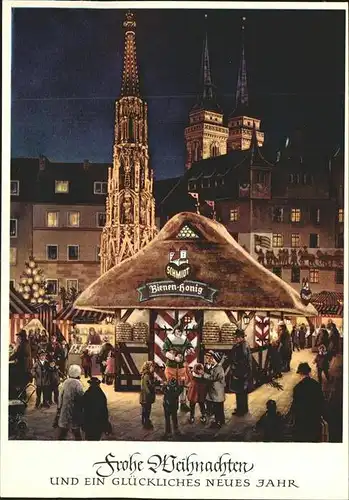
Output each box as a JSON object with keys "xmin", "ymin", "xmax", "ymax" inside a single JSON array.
[{"xmin": 18, "ymin": 255, "xmax": 50, "ymax": 306}]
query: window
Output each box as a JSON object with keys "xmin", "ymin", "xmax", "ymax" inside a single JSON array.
[
  {"xmin": 309, "ymin": 233, "xmax": 319, "ymax": 248},
  {"xmin": 230, "ymin": 208, "xmax": 239, "ymax": 222},
  {"xmin": 338, "ymin": 208, "xmax": 344, "ymax": 223},
  {"xmin": 257, "ymin": 171, "xmax": 267, "ymax": 184},
  {"xmin": 11, "ymin": 180, "xmax": 19, "ymax": 196},
  {"xmin": 66, "ymin": 279, "xmax": 79, "ymax": 292},
  {"xmin": 309, "ymin": 269, "xmax": 319, "ymax": 284},
  {"xmin": 10, "ymin": 219, "xmax": 17, "ymax": 238},
  {"xmin": 272, "ymin": 267, "xmax": 282, "ymax": 278},
  {"xmin": 272, "ymin": 207, "xmax": 284, "ymax": 223},
  {"xmin": 336, "ymin": 232, "xmax": 344, "ymax": 248},
  {"xmin": 291, "ymin": 233, "xmax": 300, "ymax": 247},
  {"xmin": 272, "ymin": 233, "xmax": 284, "ymax": 248},
  {"xmin": 46, "ymin": 245, "xmax": 58, "ymax": 260},
  {"xmin": 10, "ymin": 247, "xmax": 17, "ymax": 266},
  {"xmin": 335, "ymin": 269, "xmax": 344, "ymax": 285},
  {"xmin": 291, "ymin": 267, "xmax": 300, "ymax": 283},
  {"xmin": 96, "ymin": 246, "xmax": 101, "ymax": 261},
  {"xmin": 55, "ymin": 180, "xmax": 69, "ymax": 193},
  {"xmin": 67, "ymin": 245, "xmax": 79, "ymax": 261},
  {"xmin": 290, "ymin": 208, "xmax": 301, "ymax": 222},
  {"xmin": 96, "ymin": 212, "xmax": 106, "ymax": 227},
  {"xmin": 46, "ymin": 211, "xmax": 59, "ymax": 227},
  {"xmin": 288, "ymin": 174, "xmax": 294, "ymax": 183},
  {"xmin": 68, "ymin": 211, "xmax": 80, "ymax": 227},
  {"xmin": 93, "ymin": 181, "xmax": 108, "ymax": 195},
  {"xmin": 311, "ymin": 208, "xmax": 321, "ymax": 225},
  {"xmin": 210, "ymin": 144, "xmax": 220, "ymax": 157},
  {"xmin": 201, "ymin": 178, "xmax": 210, "ymax": 188},
  {"xmin": 46, "ymin": 279, "xmax": 58, "ymax": 295}
]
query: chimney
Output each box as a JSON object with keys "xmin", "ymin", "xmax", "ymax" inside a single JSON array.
[
  {"xmin": 83, "ymin": 159, "xmax": 90, "ymax": 170},
  {"xmin": 39, "ymin": 155, "xmax": 46, "ymax": 171}
]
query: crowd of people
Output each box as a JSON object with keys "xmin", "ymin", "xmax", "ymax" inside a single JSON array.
[{"xmin": 8, "ymin": 319, "xmax": 341, "ymax": 442}]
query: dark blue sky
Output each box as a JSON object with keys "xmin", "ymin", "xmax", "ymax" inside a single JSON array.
[{"xmin": 11, "ymin": 8, "xmax": 345, "ymax": 179}]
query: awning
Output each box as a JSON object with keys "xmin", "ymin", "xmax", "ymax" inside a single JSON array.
[
  {"xmin": 10, "ymin": 286, "xmax": 36, "ymax": 315},
  {"xmin": 55, "ymin": 303, "xmax": 109, "ymax": 323},
  {"xmin": 311, "ymin": 291, "xmax": 344, "ymax": 317}
]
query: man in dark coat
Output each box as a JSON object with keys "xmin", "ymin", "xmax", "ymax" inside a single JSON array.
[
  {"xmin": 9, "ymin": 330, "xmax": 32, "ymax": 393},
  {"xmin": 278, "ymin": 321, "xmax": 292, "ymax": 372},
  {"xmin": 82, "ymin": 377, "xmax": 110, "ymax": 440},
  {"xmin": 328, "ymin": 322, "xmax": 340, "ymax": 360},
  {"xmin": 32, "ymin": 351, "xmax": 51, "ymax": 408},
  {"xmin": 291, "ymin": 362, "xmax": 325, "ymax": 442},
  {"xmin": 46, "ymin": 334, "xmax": 63, "ymax": 363},
  {"xmin": 315, "ymin": 324, "xmax": 329, "ymax": 350},
  {"xmin": 229, "ymin": 330, "xmax": 252, "ymax": 417}
]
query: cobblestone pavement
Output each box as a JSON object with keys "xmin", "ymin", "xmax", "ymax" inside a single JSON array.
[{"xmin": 16, "ymin": 349, "xmax": 342, "ymax": 441}]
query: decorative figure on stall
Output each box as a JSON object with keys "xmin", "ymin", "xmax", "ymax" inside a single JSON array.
[
  {"xmin": 300, "ymin": 277, "xmax": 312, "ymax": 305},
  {"xmin": 298, "ymin": 247, "xmax": 315, "ymax": 266},
  {"xmin": 290, "ymin": 249, "xmax": 298, "ymax": 266},
  {"xmin": 316, "ymin": 250, "xmax": 335, "ymax": 268},
  {"xmin": 256, "ymin": 248, "xmax": 265, "ymax": 266},
  {"xmin": 162, "ymin": 325, "xmax": 194, "ymax": 412},
  {"xmin": 265, "ymin": 249, "xmax": 277, "ymax": 266}
]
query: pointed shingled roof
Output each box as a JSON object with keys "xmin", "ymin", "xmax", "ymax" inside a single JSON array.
[
  {"xmin": 75, "ymin": 212, "xmax": 317, "ymax": 316},
  {"xmin": 120, "ymin": 11, "xmax": 141, "ymax": 97}
]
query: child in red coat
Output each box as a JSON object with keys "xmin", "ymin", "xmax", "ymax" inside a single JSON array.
[{"xmin": 187, "ymin": 362, "xmax": 207, "ymax": 424}]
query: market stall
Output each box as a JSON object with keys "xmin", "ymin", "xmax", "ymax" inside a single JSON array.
[
  {"xmin": 75, "ymin": 211, "xmax": 317, "ymax": 391},
  {"xmin": 311, "ymin": 291, "xmax": 344, "ymax": 332},
  {"xmin": 9, "ymin": 286, "xmax": 39, "ymax": 343}
]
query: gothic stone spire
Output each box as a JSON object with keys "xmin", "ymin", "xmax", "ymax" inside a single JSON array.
[{"xmin": 121, "ymin": 11, "xmax": 141, "ymax": 97}]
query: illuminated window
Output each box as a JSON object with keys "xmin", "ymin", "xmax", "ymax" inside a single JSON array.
[
  {"xmin": 192, "ymin": 142, "xmax": 200, "ymax": 162},
  {"xmin": 68, "ymin": 211, "xmax": 80, "ymax": 227},
  {"xmin": 67, "ymin": 245, "xmax": 79, "ymax": 261},
  {"xmin": 291, "ymin": 234, "xmax": 300, "ymax": 248},
  {"xmin": 46, "ymin": 245, "xmax": 58, "ymax": 260},
  {"xmin": 10, "ymin": 219, "xmax": 17, "ymax": 238},
  {"xmin": 291, "ymin": 267, "xmax": 300, "ymax": 283},
  {"xmin": 11, "ymin": 180, "xmax": 19, "ymax": 196},
  {"xmin": 10, "ymin": 247, "xmax": 17, "ymax": 265},
  {"xmin": 96, "ymin": 212, "xmax": 106, "ymax": 227},
  {"xmin": 309, "ymin": 234, "xmax": 319, "ymax": 248},
  {"xmin": 46, "ymin": 279, "xmax": 58, "ymax": 295},
  {"xmin": 291, "ymin": 208, "xmax": 301, "ymax": 222},
  {"xmin": 66, "ymin": 279, "xmax": 78, "ymax": 292},
  {"xmin": 230, "ymin": 209, "xmax": 239, "ymax": 222},
  {"xmin": 309, "ymin": 269, "xmax": 319, "ymax": 284},
  {"xmin": 272, "ymin": 234, "xmax": 284, "ymax": 248},
  {"xmin": 338, "ymin": 208, "xmax": 344, "ymax": 223},
  {"xmin": 93, "ymin": 181, "xmax": 108, "ymax": 195},
  {"xmin": 55, "ymin": 180, "xmax": 69, "ymax": 193},
  {"xmin": 176, "ymin": 225, "xmax": 199, "ymax": 239},
  {"xmin": 335, "ymin": 269, "xmax": 344, "ymax": 285},
  {"xmin": 46, "ymin": 211, "xmax": 59, "ymax": 227}
]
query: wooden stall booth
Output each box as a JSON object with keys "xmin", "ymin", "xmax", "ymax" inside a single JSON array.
[
  {"xmin": 9, "ymin": 286, "xmax": 39, "ymax": 343},
  {"xmin": 75, "ymin": 212, "xmax": 317, "ymax": 392}
]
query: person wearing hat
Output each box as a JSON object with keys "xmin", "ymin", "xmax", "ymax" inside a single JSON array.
[
  {"xmin": 32, "ymin": 350, "xmax": 51, "ymax": 408},
  {"xmin": 291, "ymin": 362, "xmax": 325, "ymax": 442},
  {"xmin": 196, "ymin": 350, "xmax": 226, "ymax": 428},
  {"xmin": 277, "ymin": 321, "xmax": 292, "ymax": 372},
  {"xmin": 54, "ymin": 364, "xmax": 84, "ymax": 440},
  {"xmin": 9, "ymin": 329, "xmax": 32, "ymax": 393},
  {"xmin": 82, "ymin": 377, "xmax": 111, "ymax": 440},
  {"xmin": 229, "ymin": 329, "xmax": 252, "ymax": 417}
]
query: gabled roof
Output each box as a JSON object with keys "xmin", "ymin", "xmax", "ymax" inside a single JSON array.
[
  {"xmin": 75, "ymin": 211, "xmax": 317, "ymax": 316},
  {"xmin": 10, "ymin": 286, "xmax": 36, "ymax": 315}
]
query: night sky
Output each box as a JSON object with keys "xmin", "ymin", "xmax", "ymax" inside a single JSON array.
[{"xmin": 11, "ymin": 7, "xmax": 345, "ymax": 179}]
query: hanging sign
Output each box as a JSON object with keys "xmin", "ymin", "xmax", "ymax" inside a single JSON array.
[{"xmin": 137, "ymin": 248, "xmax": 218, "ymax": 303}]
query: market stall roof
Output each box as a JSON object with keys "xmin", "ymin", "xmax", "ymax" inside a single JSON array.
[
  {"xmin": 311, "ymin": 291, "xmax": 344, "ymax": 316},
  {"xmin": 10, "ymin": 286, "xmax": 36, "ymax": 315},
  {"xmin": 55, "ymin": 303, "xmax": 109, "ymax": 323},
  {"xmin": 75, "ymin": 212, "xmax": 318, "ymax": 316}
]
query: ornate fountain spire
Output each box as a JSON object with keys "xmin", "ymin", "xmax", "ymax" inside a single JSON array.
[
  {"xmin": 100, "ymin": 12, "xmax": 157, "ymax": 273},
  {"xmin": 120, "ymin": 11, "xmax": 140, "ymax": 97}
]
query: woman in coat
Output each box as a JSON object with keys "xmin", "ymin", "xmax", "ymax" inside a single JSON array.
[
  {"xmin": 55, "ymin": 364, "xmax": 84, "ymax": 440},
  {"xmin": 82, "ymin": 377, "xmax": 110, "ymax": 440},
  {"xmin": 197, "ymin": 350, "xmax": 226, "ymax": 428}
]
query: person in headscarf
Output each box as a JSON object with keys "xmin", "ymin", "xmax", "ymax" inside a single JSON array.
[
  {"xmin": 54, "ymin": 364, "xmax": 84, "ymax": 440},
  {"xmin": 82, "ymin": 377, "xmax": 111, "ymax": 440}
]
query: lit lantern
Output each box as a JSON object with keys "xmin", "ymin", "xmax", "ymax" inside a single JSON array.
[
  {"xmin": 38, "ymin": 297, "xmax": 43, "ymax": 304},
  {"xmin": 39, "ymin": 288, "xmax": 45, "ymax": 296},
  {"xmin": 28, "ymin": 278, "xmax": 33, "ymax": 285},
  {"xmin": 30, "ymin": 298, "xmax": 37, "ymax": 304},
  {"xmin": 34, "ymin": 275, "xmax": 41, "ymax": 283},
  {"xmin": 23, "ymin": 293, "xmax": 30, "ymax": 300},
  {"xmin": 32, "ymin": 268, "xmax": 38, "ymax": 276},
  {"xmin": 26, "ymin": 268, "xmax": 32, "ymax": 275},
  {"xmin": 33, "ymin": 291, "xmax": 40, "ymax": 299},
  {"xmin": 32, "ymin": 283, "xmax": 39, "ymax": 291},
  {"xmin": 18, "ymin": 286, "xmax": 24, "ymax": 293},
  {"xmin": 44, "ymin": 299, "xmax": 49, "ymax": 304},
  {"xmin": 21, "ymin": 278, "xmax": 27, "ymax": 285},
  {"xmin": 29, "ymin": 260, "xmax": 36, "ymax": 268},
  {"xmin": 24, "ymin": 285, "xmax": 31, "ymax": 292}
]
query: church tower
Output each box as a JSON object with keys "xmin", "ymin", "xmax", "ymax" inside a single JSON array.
[
  {"xmin": 100, "ymin": 12, "xmax": 157, "ymax": 274},
  {"xmin": 227, "ymin": 18, "xmax": 264, "ymax": 151},
  {"xmin": 184, "ymin": 16, "xmax": 228, "ymax": 170}
]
